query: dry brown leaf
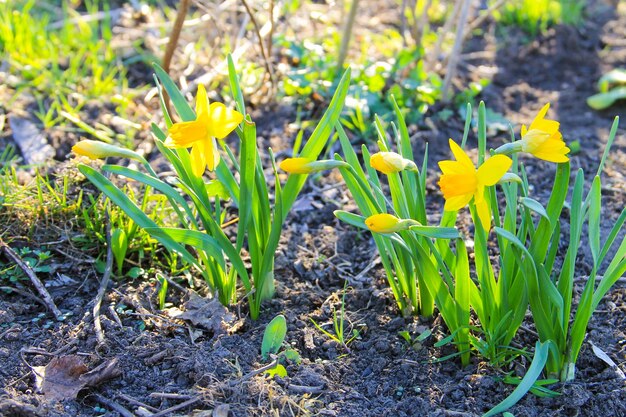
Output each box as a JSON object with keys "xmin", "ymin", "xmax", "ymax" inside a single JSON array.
[
  {"xmin": 167, "ymin": 294, "xmax": 236, "ymax": 335},
  {"xmin": 33, "ymin": 355, "xmax": 121, "ymax": 401}
]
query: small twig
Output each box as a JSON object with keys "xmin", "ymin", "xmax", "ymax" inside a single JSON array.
[
  {"xmin": 162, "ymin": 0, "xmax": 191, "ymax": 119},
  {"xmin": 91, "ymin": 393, "xmax": 134, "ymax": 417},
  {"xmin": 47, "ymin": 8, "xmax": 123, "ymax": 30},
  {"xmin": 463, "ymin": 0, "xmax": 505, "ymax": 40},
  {"xmin": 415, "ymin": 0, "xmax": 433, "ymax": 47},
  {"xmin": 428, "ymin": 0, "xmax": 461, "ymax": 71},
  {"xmin": 240, "ymin": 0, "xmax": 276, "ymax": 90},
  {"xmin": 336, "ymin": 0, "xmax": 360, "ymax": 76},
  {"xmin": 93, "ymin": 203, "xmax": 114, "ymax": 347},
  {"xmin": 287, "ymin": 384, "xmax": 325, "ymax": 394},
  {"xmin": 0, "ymin": 286, "xmax": 47, "ymax": 307},
  {"xmin": 442, "ymin": 0, "xmax": 472, "ymax": 103},
  {"xmin": 228, "ymin": 358, "xmax": 280, "ymax": 387},
  {"xmin": 150, "ymin": 396, "xmax": 203, "ymax": 417},
  {"xmin": 116, "ymin": 393, "xmax": 160, "ymax": 413},
  {"xmin": 268, "ymin": 0, "xmax": 275, "ymax": 59},
  {"xmin": 150, "ymin": 392, "xmax": 193, "ymax": 400},
  {"xmin": 0, "ymin": 239, "xmax": 62, "ymax": 320}
]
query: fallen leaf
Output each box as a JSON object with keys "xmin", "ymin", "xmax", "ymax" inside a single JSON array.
[
  {"xmin": 167, "ymin": 294, "xmax": 236, "ymax": 335},
  {"xmin": 33, "ymin": 356, "xmax": 121, "ymax": 401},
  {"xmin": 590, "ymin": 341, "xmax": 626, "ymax": 379},
  {"xmin": 213, "ymin": 404, "xmax": 230, "ymax": 417},
  {"xmin": 9, "ymin": 117, "xmax": 55, "ymax": 165}
]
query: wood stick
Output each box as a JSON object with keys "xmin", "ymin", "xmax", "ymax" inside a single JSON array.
[
  {"xmin": 441, "ymin": 0, "xmax": 472, "ymax": 103},
  {"xmin": 150, "ymin": 396, "xmax": 202, "ymax": 417},
  {"xmin": 93, "ymin": 204, "xmax": 114, "ymax": 346},
  {"xmin": 162, "ymin": 0, "xmax": 191, "ymax": 118},
  {"xmin": 241, "ymin": 0, "xmax": 276, "ymax": 89},
  {"xmin": 0, "ymin": 239, "xmax": 62, "ymax": 320}
]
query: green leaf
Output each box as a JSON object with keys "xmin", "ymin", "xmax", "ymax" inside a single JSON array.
[
  {"xmin": 78, "ymin": 164, "xmax": 199, "ymax": 269},
  {"xmin": 521, "ymin": 197, "xmax": 550, "ymax": 222},
  {"xmin": 483, "ymin": 341, "xmax": 551, "ymax": 417},
  {"xmin": 144, "ymin": 227, "xmax": 226, "ymax": 269},
  {"xmin": 152, "ymin": 63, "xmax": 195, "ymax": 121},
  {"xmin": 262, "ymin": 314, "xmax": 287, "ymax": 360},
  {"xmin": 111, "ymin": 228, "xmax": 128, "ymax": 274},
  {"xmin": 334, "ymin": 210, "xmax": 367, "ymax": 230},
  {"xmin": 409, "ymin": 225, "xmax": 459, "ymax": 239},
  {"xmin": 264, "ymin": 363, "xmax": 287, "ymax": 378},
  {"xmin": 282, "ymin": 349, "xmax": 301, "ymax": 364},
  {"xmin": 281, "ymin": 68, "xmax": 351, "ymax": 217},
  {"xmin": 588, "ymin": 176, "xmax": 601, "ymax": 266},
  {"xmin": 587, "ymin": 87, "xmax": 626, "ymax": 110}
]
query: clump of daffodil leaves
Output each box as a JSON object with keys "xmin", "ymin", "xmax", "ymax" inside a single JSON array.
[
  {"xmin": 334, "ymin": 100, "xmax": 624, "ymax": 413},
  {"xmin": 75, "ymin": 56, "xmax": 351, "ymax": 320}
]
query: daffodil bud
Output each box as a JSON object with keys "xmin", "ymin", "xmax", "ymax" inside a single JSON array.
[
  {"xmin": 365, "ymin": 213, "xmax": 419, "ymax": 234},
  {"xmin": 279, "ymin": 157, "xmax": 347, "ymax": 174},
  {"xmin": 369, "ymin": 152, "xmax": 418, "ymax": 174},
  {"xmin": 72, "ymin": 140, "xmax": 142, "ymax": 161},
  {"xmin": 498, "ymin": 173, "xmax": 523, "ymax": 184}
]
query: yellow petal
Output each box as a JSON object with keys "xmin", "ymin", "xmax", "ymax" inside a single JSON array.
[
  {"xmin": 532, "ymin": 150, "xmax": 570, "ymax": 163},
  {"xmin": 206, "ymin": 137, "xmax": 221, "ymax": 171},
  {"xmin": 476, "ymin": 155, "xmax": 512, "ymax": 187},
  {"xmin": 475, "ymin": 198, "xmax": 492, "ymax": 230},
  {"xmin": 165, "ymin": 119, "xmax": 208, "ymax": 148},
  {"xmin": 190, "ymin": 140, "xmax": 207, "ymax": 177},
  {"xmin": 529, "ymin": 103, "xmax": 551, "ymax": 130},
  {"xmin": 195, "ymin": 84, "xmax": 209, "ymax": 117},
  {"xmin": 448, "ymin": 139, "xmax": 475, "ymax": 171},
  {"xmin": 443, "ymin": 193, "xmax": 473, "ymax": 211},
  {"xmin": 206, "ymin": 102, "xmax": 244, "ymax": 139},
  {"xmin": 438, "ymin": 160, "xmax": 473, "ymax": 176}
]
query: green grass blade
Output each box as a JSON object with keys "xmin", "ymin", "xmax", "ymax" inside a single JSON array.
[{"xmin": 483, "ymin": 341, "xmax": 551, "ymax": 417}]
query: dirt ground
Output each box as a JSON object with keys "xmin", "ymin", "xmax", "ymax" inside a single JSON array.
[{"xmin": 1, "ymin": 1, "xmax": 625, "ymax": 416}]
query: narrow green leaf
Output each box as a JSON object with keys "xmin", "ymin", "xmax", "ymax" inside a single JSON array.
[
  {"xmin": 152, "ymin": 63, "xmax": 195, "ymax": 121},
  {"xmin": 409, "ymin": 225, "xmax": 460, "ymax": 239},
  {"xmin": 588, "ymin": 176, "xmax": 601, "ymax": 266},
  {"xmin": 483, "ymin": 341, "xmax": 551, "ymax": 417},
  {"xmin": 521, "ymin": 197, "xmax": 550, "ymax": 222},
  {"xmin": 334, "ymin": 210, "xmax": 367, "ymax": 230}
]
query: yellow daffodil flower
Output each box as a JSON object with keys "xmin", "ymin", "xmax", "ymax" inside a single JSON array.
[
  {"xmin": 72, "ymin": 139, "xmax": 141, "ymax": 161},
  {"xmin": 164, "ymin": 85, "xmax": 243, "ymax": 176},
  {"xmin": 494, "ymin": 103, "xmax": 570, "ymax": 163},
  {"xmin": 365, "ymin": 213, "xmax": 418, "ymax": 234},
  {"xmin": 369, "ymin": 152, "xmax": 418, "ymax": 174},
  {"xmin": 520, "ymin": 103, "xmax": 570, "ymax": 162},
  {"xmin": 279, "ymin": 157, "xmax": 347, "ymax": 174},
  {"xmin": 438, "ymin": 139, "xmax": 512, "ymax": 229}
]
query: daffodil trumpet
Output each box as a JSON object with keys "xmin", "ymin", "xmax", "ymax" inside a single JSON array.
[
  {"xmin": 438, "ymin": 139, "xmax": 512, "ymax": 229},
  {"xmin": 163, "ymin": 84, "xmax": 243, "ymax": 176}
]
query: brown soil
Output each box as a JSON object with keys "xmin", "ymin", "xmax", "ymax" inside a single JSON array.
[{"xmin": 1, "ymin": 2, "xmax": 625, "ymax": 417}]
